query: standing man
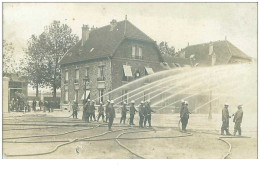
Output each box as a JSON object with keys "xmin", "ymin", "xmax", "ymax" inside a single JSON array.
[
  {"xmin": 72, "ymin": 100, "xmax": 78, "ymax": 119},
  {"xmin": 32, "ymin": 99, "xmax": 36, "ymax": 111},
  {"xmin": 180, "ymin": 100, "xmax": 185, "ymax": 119},
  {"xmin": 233, "ymin": 105, "xmax": 243, "ymax": 136},
  {"xmin": 221, "ymin": 103, "xmax": 231, "ymax": 135},
  {"xmin": 120, "ymin": 102, "xmax": 128, "ymax": 124},
  {"xmin": 181, "ymin": 101, "xmax": 190, "ymax": 132},
  {"xmin": 107, "ymin": 100, "xmax": 116, "ymax": 131},
  {"xmin": 39, "ymin": 100, "xmax": 42, "ymax": 111},
  {"xmin": 144, "ymin": 100, "xmax": 155, "ymax": 128},
  {"xmin": 105, "ymin": 100, "xmax": 110, "ymax": 123},
  {"xmin": 86, "ymin": 99, "xmax": 91, "ymax": 123},
  {"xmin": 129, "ymin": 100, "xmax": 138, "ymax": 125},
  {"xmin": 90, "ymin": 100, "xmax": 96, "ymax": 121},
  {"xmin": 138, "ymin": 101, "xmax": 145, "ymax": 128},
  {"xmin": 97, "ymin": 102, "xmax": 105, "ymax": 122}
]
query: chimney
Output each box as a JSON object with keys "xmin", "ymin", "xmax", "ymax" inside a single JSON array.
[
  {"xmin": 187, "ymin": 42, "xmax": 189, "ymax": 46},
  {"xmin": 125, "ymin": 15, "xmax": 127, "ymax": 21},
  {"xmin": 110, "ymin": 19, "xmax": 117, "ymax": 31},
  {"xmin": 81, "ymin": 24, "xmax": 89, "ymax": 46}
]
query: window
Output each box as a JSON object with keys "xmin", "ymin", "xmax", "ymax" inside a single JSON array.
[
  {"xmin": 122, "ymin": 65, "xmax": 133, "ymax": 82},
  {"xmin": 65, "ymin": 71, "xmax": 69, "ymax": 84},
  {"xmin": 138, "ymin": 47, "xmax": 143, "ymax": 59},
  {"xmin": 75, "ymin": 69, "xmax": 79, "ymax": 83},
  {"xmin": 74, "ymin": 90, "xmax": 78, "ymax": 102},
  {"xmin": 98, "ymin": 66, "xmax": 105, "ymax": 81},
  {"xmin": 65, "ymin": 90, "xmax": 69, "ymax": 103},
  {"xmin": 99, "ymin": 89, "xmax": 104, "ymax": 104},
  {"xmin": 131, "ymin": 46, "xmax": 136, "ymax": 58}
]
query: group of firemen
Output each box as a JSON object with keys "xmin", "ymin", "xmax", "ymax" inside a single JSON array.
[
  {"xmin": 221, "ymin": 103, "xmax": 243, "ymax": 136},
  {"xmin": 71, "ymin": 99, "xmax": 244, "ymax": 135},
  {"xmin": 71, "ymin": 99, "xmax": 155, "ymax": 131}
]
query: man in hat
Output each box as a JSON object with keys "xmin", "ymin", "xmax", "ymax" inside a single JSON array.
[
  {"xmin": 90, "ymin": 100, "xmax": 96, "ymax": 121},
  {"xmin": 120, "ymin": 102, "xmax": 129, "ymax": 124},
  {"xmin": 233, "ymin": 105, "xmax": 243, "ymax": 136},
  {"xmin": 180, "ymin": 100, "xmax": 185, "ymax": 119},
  {"xmin": 72, "ymin": 100, "xmax": 78, "ymax": 119},
  {"xmin": 144, "ymin": 100, "xmax": 155, "ymax": 127},
  {"xmin": 84, "ymin": 99, "xmax": 91, "ymax": 123},
  {"xmin": 138, "ymin": 101, "xmax": 145, "ymax": 128},
  {"xmin": 129, "ymin": 100, "xmax": 138, "ymax": 125},
  {"xmin": 97, "ymin": 102, "xmax": 105, "ymax": 122},
  {"xmin": 107, "ymin": 100, "xmax": 116, "ymax": 131},
  {"xmin": 105, "ymin": 100, "xmax": 110, "ymax": 123},
  {"xmin": 181, "ymin": 101, "xmax": 190, "ymax": 132},
  {"xmin": 221, "ymin": 103, "xmax": 231, "ymax": 135}
]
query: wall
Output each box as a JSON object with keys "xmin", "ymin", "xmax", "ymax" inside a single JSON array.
[{"xmin": 60, "ymin": 58, "xmax": 112, "ymax": 110}]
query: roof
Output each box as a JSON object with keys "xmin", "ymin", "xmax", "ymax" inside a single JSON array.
[
  {"xmin": 177, "ymin": 40, "xmax": 251, "ymax": 66},
  {"xmin": 59, "ymin": 20, "xmax": 158, "ymax": 65}
]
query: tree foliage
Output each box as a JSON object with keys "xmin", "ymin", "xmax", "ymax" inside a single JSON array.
[
  {"xmin": 158, "ymin": 41, "xmax": 175, "ymax": 57},
  {"xmin": 3, "ymin": 40, "xmax": 15, "ymax": 75},
  {"xmin": 23, "ymin": 21, "xmax": 79, "ymax": 97}
]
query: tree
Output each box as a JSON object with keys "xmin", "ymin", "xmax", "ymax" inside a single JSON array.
[
  {"xmin": 24, "ymin": 34, "xmax": 48, "ymax": 97},
  {"xmin": 3, "ymin": 40, "xmax": 15, "ymax": 75},
  {"xmin": 41, "ymin": 21, "xmax": 79, "ymax": 97},
  {"xmin": 158, "ymin": 41, "xmax": 175, "ymax": 57}
]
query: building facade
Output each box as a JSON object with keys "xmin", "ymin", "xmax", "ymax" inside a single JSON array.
[{"xmin": 59, "ymin": 18, "xmax": 166, "ymax": 110}]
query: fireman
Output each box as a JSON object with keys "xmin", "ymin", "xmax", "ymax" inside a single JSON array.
[
  {"xmin": 97, "ymin": 102, "xmax": 105, "ymax": 122},
  {"xmin": 105, "ymin": 100, "xmax": 110, "ymax": 123},
  {"xmin": 233, "ymin": 105, "xmax": 243, "ymax": 136},
  {"xmin": 120, "ymin": 102, "xmax": 128, "ymax": 124},
  {"xmin": 181, "ymin": 101, "xmax": 190, "ymax": 132},
  {"xmin": 221, "ymin": 103, "xmax": 231, "ymax": 135},
  {"xmin": 138, "ymin": 101, "xmax": 145, "ymax": 128},
  {"xmin": 107, "ymin": 100, "xmax": 116, "ymax": 131},
  {"xmin": 144, "ymin": 100, "xmax": 155, "ymax": 128},
  {"xmin": 72, "ymin": 100, "xmax": 78, "ymax": 119},
  {"xmin": 129, "ymin": 100, "xmax": 138, "ymax": 125},
  {"xmin": 90, "ymin": 100, "xmax": 96, "ymax": 121}
]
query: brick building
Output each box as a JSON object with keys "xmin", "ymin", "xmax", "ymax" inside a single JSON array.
[{"xmin": 59, "ymin": 18, "xmax": 167, "ymax": 109}]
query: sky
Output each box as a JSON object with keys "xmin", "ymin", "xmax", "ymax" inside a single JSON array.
[{"xmin": 3, "ymin": 2, "xmax": 257, "ymax": 63}]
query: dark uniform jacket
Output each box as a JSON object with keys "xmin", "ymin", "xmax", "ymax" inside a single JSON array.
[
  {"xmin": 107, "ymin": 105, "xmax": 115, "ymax": 118},
  {"xmin": 98, "ymin": 105, "xmax": 104, "ymax": 114},
  {"xmin": 90, "ymin": 103, "xmax": 96, "ymax": 113},
  {"xmin": 180, "ymin": 104, "xmax": 185, "ymax": 118},
  {"xmin": 86, "ymin": 103, "xmax": 91, "ymax": 114},
  {"xmin": 145, "ymin": 104, "xmax": 154, "ymax": 115},
  {"xmin": 72, "ymin": 103, "xmax": 78, "ymax": 111},
  {"xmin": 130, "ymin": 105, "xmax": 138, "ymax": 115},
  {"xmin": 182, "ymin": 106, "xmax": 190, "ymax": 119},
  {"xmin": 121, "ymin": 105, "xmax": 128, "ymax": 115},
  {"xmin": 105, "ymin": 103, "xmax": 110, "ymax": 115},
  {"xmin": 233, "ymin": 109, "xmax": 243, "ymax": 123},
  {"xmin": 222, "ymin": 107, "xmax": 230, "ymax": 122},
  {"xmin": 138, "ymin": 105, "xmax": 145, "ymax": 116}
]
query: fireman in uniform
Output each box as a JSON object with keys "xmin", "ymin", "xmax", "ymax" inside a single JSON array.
[
  {"xmin": 233, "ymin": 105, "xmax": 243, "ymax": 136},
  {"xmin": 138, "ymin": 101, "xmax": 145, "ymax": 128},
  {"xmin": 97, "ymin": 102, "xmax": 105, "ymax": 122},
  {"xmin": 181, "ymin": 101, "xmax": 190, "ymax": 132},
  {"xmin": 105, "ymin": 100, "xmax": 110, "ymax": 123},
  {"xmin": 120, "ymin": 102, "xmax": 128, "ymax": 124},
  {"xmin": 107, "ymin": 100, "xmax": 115, "ymax": 131},
  {"xmin": 221, "ymin": 103, "xmax": 231, "ymax": 135},
  {"xmin": 144, "ymin": 100, "xmax": 155, "ymax": 128},
  {"xmin": 129, "ymin": 100, "xmax": 138, "ymax": 125},
  {"xmin": 90, "ymin": 100, "xmax": 96, "ymax": 121},
  {"xmin": 72, "ymin": 100, "xmax": 78, "ymax": 119},
  {"xmin": 85, "ymin": 99, "xmax": 91, "ymax": 123},
  {"xmin": 180, "ymin": 100, "xmax": 185, "ymax": 119}
]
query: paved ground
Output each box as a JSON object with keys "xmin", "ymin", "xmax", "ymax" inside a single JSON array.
[{"xmin": 2, "ymin": 111, "xmax": 257, "ymax": 159}]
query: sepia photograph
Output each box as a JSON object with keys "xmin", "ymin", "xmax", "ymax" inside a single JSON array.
[{"xmin": 1, "ymin": 2, "xmax": 258, "ymax": 159}]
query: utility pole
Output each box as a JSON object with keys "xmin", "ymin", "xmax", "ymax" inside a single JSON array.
[{"xmin": 208, "ymin": 44, "xmax": 216, "ymax": 119}]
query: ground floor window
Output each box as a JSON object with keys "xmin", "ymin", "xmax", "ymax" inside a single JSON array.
[
  {"xmin": 65, "ymin": 90, "xmax": 69, "ymax": 103},
  {"xmin": 99, "ymin": 89, "xmax": 104, "ymax": 104},
  {"xmin": 74, "ymin": 90, "xmax": 78, "ymax": 102}
]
